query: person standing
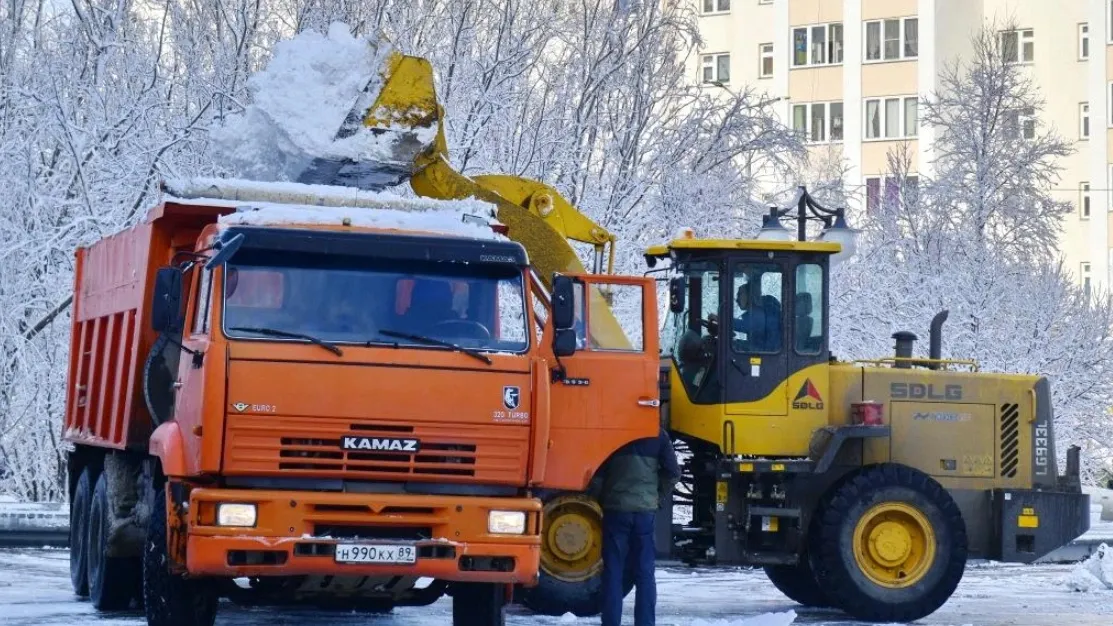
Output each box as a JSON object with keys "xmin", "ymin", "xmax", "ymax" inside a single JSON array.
[{"xmin": 588, "ymin": 427, "xmax": 681, "ymax": 626}]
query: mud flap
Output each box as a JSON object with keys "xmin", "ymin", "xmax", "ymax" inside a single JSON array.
[{"xmin": 991, "ymin": 488, "xmax": 1091, "ymax": 563}]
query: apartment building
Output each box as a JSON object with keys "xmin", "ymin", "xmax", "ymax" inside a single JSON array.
[{"xmin": 693, "ymin": 0, "xmax": 1111, "ymax": 291}]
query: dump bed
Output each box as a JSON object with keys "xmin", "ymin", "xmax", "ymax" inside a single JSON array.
[{"xmin": 63, "ymin": 201, "xmax": 230, "ymax": 449}]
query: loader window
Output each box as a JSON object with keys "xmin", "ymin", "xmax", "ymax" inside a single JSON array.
[
  {"xmin": 794, "ymin": 264, "xmax": 824, "ymax": 355},
  {"xmin": 668, "ymin": 262, "xmax": 721, "ymax": 402},
  {"xmin": 730, "ymin": 264, "xmax": 783, "ymax": 354}
]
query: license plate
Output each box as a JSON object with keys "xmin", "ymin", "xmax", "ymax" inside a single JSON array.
[{"xmin": 334, "ymin": 543, "xmax": 417, "ymax": 564}]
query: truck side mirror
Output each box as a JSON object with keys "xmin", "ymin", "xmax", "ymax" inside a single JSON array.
[
  {"xmin": 151, "ymin": 267, "xmax": 183, "ymax": 333},
  {"xmin": 206, "ymin": 233, "xmax": 245, "ymax": 268},
  {"xmin": 551, "ymin": 274, "xmax": 576, "ymax": 330},
  {"xmin": 553, "ymin": 328, "xmax": 577, "ymax": 357},
  {"xmin": 669, "ymin": 277, "xmax": 685, "ymax": 313}
]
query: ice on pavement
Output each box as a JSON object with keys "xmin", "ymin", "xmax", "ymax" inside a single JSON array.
[
  {"xmin": 688, "ymin": 610, "xmax": 797, "ymax": 626},
  {"xmin": 210, "ymin": 23, "xmax": 423, "ymax": 182},
  {"xmin": 1067, "ymin": 542, "xmax": 1113, "ymax": 591}
]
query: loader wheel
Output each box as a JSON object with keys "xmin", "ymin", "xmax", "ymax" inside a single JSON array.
[
  {"xmin": 69, "ymin": 467, "xmax": 93, "ymax": 597},
  {"xmin": 452, "ymin": 582, "xmax": 505, "ymax": 626},
  {"xmin": 764, "ymin": 555, "xmax": 830, "ymax": 608},
  {"xmin": 143, "ymin": 481, "xmax": 218, "ymax": 626},
  {"xmin": 88, "ymin": 472, "xmax": 136, "ymax": 610},
  {"xmin": 515, "ymin": 494, "xmax": 634, "ymax": 617},
  {"xmin": 810, "ymin": 464, "xmax": 967, "ymax": 623}
]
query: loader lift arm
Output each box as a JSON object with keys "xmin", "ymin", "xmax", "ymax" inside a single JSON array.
[{"xmin": 309, "ymin": 50, "xmax": 629, "ymax": 348}]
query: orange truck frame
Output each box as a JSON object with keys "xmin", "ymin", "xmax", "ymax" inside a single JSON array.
[{"xmin": 62, "ymin": 186, "xmax": 660, "ymax": 626}]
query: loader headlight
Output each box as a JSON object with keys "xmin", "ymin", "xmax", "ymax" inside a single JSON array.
[
  {"xmin": 488, "ymin": 510, "xmax": 527, "ymax": 535},
  {"xmin": 216, "ymin": 503, "xmax": 257, "ymax": 527}
]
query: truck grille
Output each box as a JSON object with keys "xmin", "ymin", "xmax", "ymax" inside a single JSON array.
[
  {"xmin": 225, "ymin": 416, "xmax": 528, "ymax": 484},
  {"xmin": 1000, "ymin": 403, "xmax": 1020, "ymax": 478}
]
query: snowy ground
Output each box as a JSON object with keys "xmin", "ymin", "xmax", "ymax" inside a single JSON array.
[{"xmin": 1, "ymin": 549, "xmax": 1112, "ymax": 625}]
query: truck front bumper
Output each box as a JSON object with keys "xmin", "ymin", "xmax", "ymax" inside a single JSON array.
[{"xmin": 183, "ymin": 487, "xmax": 542, "ymax": 584}]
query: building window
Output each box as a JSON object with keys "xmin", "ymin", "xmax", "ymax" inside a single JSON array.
[
  {"xmin": 1081, "ymin": 182, "xmax": 1091, "ymax": 219},
  {"xmin": 701, "ymin": 0, "xmax": 730, "ymax": 14},
  {"xmin": 759, "ymin": 43, "xmax": 774, "ymax": 78},
  {"xmin": 792, "ymin": 22, "xmax": 843, "ymax": 67},
  {"xmin": 1000, "ymin": 29, "xmax": 1034, "ymax": 64},
  {"xmin": 1081, "ymin": 262, "xmax": 1092, "ymax": 294},
  {"xmin": 865, "ymin": 175, "xmax": 918, "ymax": 213},
  {"xmin": 865, "ymin": 17, "xmax": 918, "ymax": 61},
  {"xmin": 1080, "ymin": 23, "xmax": 1090, "ymax": 60},
  {"xmin": 864, "ymin": 96, "xmax": 918, "ymax": 139},
  {"xmin": 792, "ymin": 101, "xmax": 844, "ymax": 143},
  {"xmin": 1081, "ymin": 103, "xmax": 1090, "ymax": 139},
  {"xmin": 1004, "ymin": 107, "xmax": 1036, "ymax": 140},
  {"xmin": 701, "ymin": 53, "xmax": 730, "ymax": 83}
]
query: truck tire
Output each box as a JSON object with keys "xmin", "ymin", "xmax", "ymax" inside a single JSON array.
[
  {"xmin": 515, "ymin": 494, "xmax": 634, "ymax": 617},
  {"xmin": 143, "ymin": 482, "xmax": 218, "ymax": 626},
  {"xmin": 69, "ymin": 467, "xmax": 93, "ymax": 597},
  {"xmin": 763, "ymin": 556, "xmax": 830, "ymax": 608},
  {"xmin": 87, "ymin": 472, "xmax": 136, "ymax": 610},
  {"xmin": 809, "ymin": 464, "xmax": 967, "ymax": 623},
  {"xmin": 452, "ymin": 582, "xmax": 504, "ymax": 626}
]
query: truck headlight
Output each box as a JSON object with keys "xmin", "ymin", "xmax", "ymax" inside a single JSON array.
[
  {"xmin": 216, "ymin": 503, "xmax": 257, "ymax": 527},
  {"xmin": 488, "ymin": 510, "xmax": 527, "ymax": 535}
]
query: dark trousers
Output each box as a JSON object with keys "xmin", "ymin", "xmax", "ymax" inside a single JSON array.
[{"xmin": 601, "ymin": 510, "xmax": 656, "ymax": 626}]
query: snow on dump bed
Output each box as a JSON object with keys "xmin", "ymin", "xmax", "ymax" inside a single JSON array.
[
  {"xmin": 218, "ymin": 203, "xmax": 500, "ymax": 240},
  {"xmin": 1068, "ymin": 543, "xmax": 1113, "ymax": 592},
  {"xmin": 162, "ymin": 176, "xmax": 503, "ymax": 240},
  {"xmin": 209, "ymin": 23, "xmax": 424, "ymax": 182}
]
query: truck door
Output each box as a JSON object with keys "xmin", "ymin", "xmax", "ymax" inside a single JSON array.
[{"xmin": 541, "ymin": 273, "xmax": 660, "ymax": 491}]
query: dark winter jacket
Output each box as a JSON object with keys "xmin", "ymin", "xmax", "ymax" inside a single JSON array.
[{"xmin": 588, "ymin": 428, "xmax": 681, "ymax": 513}]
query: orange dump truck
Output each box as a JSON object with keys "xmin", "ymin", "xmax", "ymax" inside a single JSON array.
[{"xmin": 62, "ymin": 181, "xmax": 660, "ymax": 626}]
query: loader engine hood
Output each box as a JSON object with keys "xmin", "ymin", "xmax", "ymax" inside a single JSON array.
[{"xmin": 213, "ymin": 226, "xmax": 535, "ymax": 489}]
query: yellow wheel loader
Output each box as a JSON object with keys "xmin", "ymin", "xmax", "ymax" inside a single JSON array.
[
  {"xmin": 267, "ymin": 47, "xmax": 1091, "ymax": 623},
  {"xmin": 644, "ymin": 190, "xmax": 1091, "ymax": 622}
]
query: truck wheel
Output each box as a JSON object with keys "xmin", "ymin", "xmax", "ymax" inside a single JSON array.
[
  {"xmin": 810, "ymin": 464, "xmax": 967, "ymax": 623},
  {"xmin": 763, "ymin": 555, "xmax": 830, "ymax": 608},
  {"xmin": 69, "ymin": 467, "xmax": 93, "ymax": 597},
  {"xmin": 87, "ymin": 472, "xmax": 136, "ymax": 610},
  {"xmin": 452, "ymin": 582, "xmax": 505, "ymax": 626},
  {"xmin": 515, "ymin": 494, "xmax": 634, "ymax": 616},
  {"xmin": 143, "ymin": 482, "xmax": 218, "ymax": 626}
]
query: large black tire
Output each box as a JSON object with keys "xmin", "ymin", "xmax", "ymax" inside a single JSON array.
[
  {"xmin": 452, "ymin": 582, "xmax": 505, "ymax": 626},
  {"xmin": 87, "ymin": 472, "xmax": 136, "ymax": 610},
  {"xmin": 143, "ymin": 482, "xmax": 219, "ymax": 626},
  {"xmin": 516, "ymin": 552, "xmax": 636, "ymax": 616},
  {"xmin": 69, "ymin": 467, "xmax": 93, "ymax": 597},
  {"xmin": 810, "ymin": 464, "xmax": 967, "ymax": 623},
  {"xmin": 764, "ymin": 554, "xmax": 830, "ymax": 608}
]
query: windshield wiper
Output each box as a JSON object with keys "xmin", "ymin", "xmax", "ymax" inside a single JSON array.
[
  {"xmin": 228, "ymin": 326, "xmax": 343, "ymax": 356},
  {"xmin": 374, "ymin": 329, "xmax": 492, "ymax": 365}
]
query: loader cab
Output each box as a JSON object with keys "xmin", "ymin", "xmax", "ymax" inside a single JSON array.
[{"xmin": 647, "ymin": 237, "xmax": 840, "ymax": 454}]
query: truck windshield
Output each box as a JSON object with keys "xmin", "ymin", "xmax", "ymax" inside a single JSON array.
[{"xmin": 221, "ymin": 249, "xmax": 529, "ymax": 354}]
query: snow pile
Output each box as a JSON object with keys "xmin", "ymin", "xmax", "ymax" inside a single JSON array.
[
  {"xmin": 687, "ymin": 611, "xmax": 797, "ymax": 626},
  {"xmin": 210, "ymin": 23, "xmax": 430, "ymax": 183},
  {"xmin": 1067, "ymin": 543, "xmax": 1113, "ymax": 592},
  {"xmin": 218, "ymin": 203, "xmax": 500, "ymax": 241}
]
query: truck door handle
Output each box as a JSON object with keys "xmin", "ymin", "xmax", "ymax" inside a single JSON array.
[{"xmin": 638, "ymin": 398, "xmax": 660, "ymax": 407}]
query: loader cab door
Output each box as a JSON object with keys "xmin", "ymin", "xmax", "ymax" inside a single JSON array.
[{"xmin": 722, "ymin": 251, "xmax": 830, "ymax": 417}]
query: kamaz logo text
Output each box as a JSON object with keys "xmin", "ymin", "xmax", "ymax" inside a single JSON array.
[
  {"xmin": 792, "ymin": 379, "xmax": 824, "ymax": 410},
  {"xmin": 340, "ymin": 437, "xmax": 420, "ymax": 453},
  {"xmin": 890, "ymin": 382, "xmax": 963, "ymax": 400}
]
